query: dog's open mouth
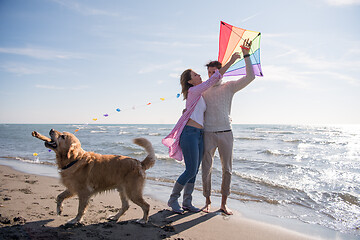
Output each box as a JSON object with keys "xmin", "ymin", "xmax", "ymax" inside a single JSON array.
[
  {"xmin": 45, "ymin": 141, "xmax": 57, "ymax": 149},
  {"xmin": 32, "ymin": 130, "xmax": 58, "ymax": 150}
]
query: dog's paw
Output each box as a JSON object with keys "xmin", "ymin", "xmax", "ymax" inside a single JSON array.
[
  {"xmin": 61, "ymin": 221, "xmax": 83, "ymax": 229},
  {"xmin": 136, "ymin": 219, "xmax": 147, "ymax": 225},
  {"xmin": 66, "ymin": 218, "xmax": 81, "ymax": 225},
  {"xmin": 107, "ymin": 215, "xmax": 119, "ymax": 222}
]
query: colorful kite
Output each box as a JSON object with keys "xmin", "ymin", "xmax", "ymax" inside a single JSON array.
[{"xmin": 218, "ymin": 21, "xmax": 263, "ymax": 77}]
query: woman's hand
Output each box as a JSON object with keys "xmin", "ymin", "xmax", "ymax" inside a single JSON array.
[
  {"xmin": 230, "ymin": 52, "xmax": 241, "ymax": 62},
  {"xmin": 219, "ymin": 52, "xmax": 241, "ymax": 75}
]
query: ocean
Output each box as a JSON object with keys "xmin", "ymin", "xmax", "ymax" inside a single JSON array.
[{"xmin": 0, "ymin": 124, "xmax": 359, "ymax": 239}]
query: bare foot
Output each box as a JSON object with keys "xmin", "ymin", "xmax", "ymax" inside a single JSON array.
[
  {"xmin": 220, "ymin": 205, "xmax": 233, "ymax": 215},
  {"xmin": 202, "ymin": 203, "xmax": 211, "ymax": 213},
  {"xmin": 202, "ymin": 197, "xmax": 212, "ymax": 213}
]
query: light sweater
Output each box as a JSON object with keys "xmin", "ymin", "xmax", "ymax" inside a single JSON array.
[
  {"xmin": 203, "ymin": 57, "xmax": 255, "ymax": 132},
  {"xmin": 162, "ymin": 70, "xmax": 222, "ymax": 161}
]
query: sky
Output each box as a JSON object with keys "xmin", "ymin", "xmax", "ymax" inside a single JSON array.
[{"xmin": 0, "ymin": 0, "xmax": 359, "ymax": 125}]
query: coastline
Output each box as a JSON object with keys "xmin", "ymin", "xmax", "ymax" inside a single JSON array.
[{"xmin": 0, "ymin": 163, "xmax": 328, "ymax": 240}]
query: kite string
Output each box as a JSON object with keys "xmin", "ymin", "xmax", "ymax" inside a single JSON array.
[
  {"xmin": 33, "ymin": 95, "xmax": 181, "ymax": 156},
  {"xmin": 88, "ymin": 93, "xmax": 181, "ymax": 124}
]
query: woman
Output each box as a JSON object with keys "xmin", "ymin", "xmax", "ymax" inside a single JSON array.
[{"xmin": 162, "ymin": 53, "xmax": 239, "ymax": 213}]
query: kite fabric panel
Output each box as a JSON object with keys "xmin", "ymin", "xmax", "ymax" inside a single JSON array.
[{"xmin": 218, "ymin": 21, "xmax": 263, "ymax": 77}]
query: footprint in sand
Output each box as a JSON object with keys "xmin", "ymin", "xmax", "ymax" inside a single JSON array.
[
  {"xmin": 18, "ymin": 188, "xmax": 32, "ymax": 194},
  {"xmin": 25, "ymin": 180, "xmax": 38, "ymax": 184}
]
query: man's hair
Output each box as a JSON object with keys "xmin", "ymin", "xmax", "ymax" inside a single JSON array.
[{"xmin": 206, "ymin": 61, "xmax": 222, "ymax": 69}]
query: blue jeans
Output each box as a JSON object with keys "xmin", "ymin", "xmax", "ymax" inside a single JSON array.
[{"xmin": 177, "ymin": 125, "xmax": 204, "ymax": 185}]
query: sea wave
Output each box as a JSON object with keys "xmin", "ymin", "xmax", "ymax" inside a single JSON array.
[
  {"xmin": 147, "ymin": 176, "xmax": 174, "ymax": 184},
  {"xmin": 283, "ymin": 137, "xmax": 342, "ymax": 146},
  {"xmin": 1, "ymin": 156, "xmax": 56, "ymax": 166},
  {"xmin": 256, "ymin": 130, "xmax": 295, "ymax": 135},
  {"xmin": 90, "ymin": 130, "xmax": 107, "ymax": 133},
  {"xmin": 234, "ymin": 137, "xmax": 264, "ymax": 141},
  {"xmin": 259, "ymin": 149, "xmax": 295, "ymax": 157},
  {"xmin": 156, "ymin": 153, "xmax": 178, "ymax": 162},
  {"xmin": 233, "ymin": 158, "xmax": 294, "ymax": 169},
  {"xmin": 132, "ymin": 151, "xmax": 144, "ymax": 155},
  {"xmin": 283, "ymin": 139, "xmax": 303, "ymax": 143},
  {"xmin": 118, "ymin": 131, "xmax": 131, "ymax": 135},
  {"xmin": 148, "ymin": 133, "xmax": 161, "ymax": 136},
  {"xmin": 326, "ymin": 192, "xmax": 360, "ymax": 207},
  {"xmin": 123, "ymin": 145, "xmax": 142, "ymax": 151},
  {"xmin": 233, "ymin": 171, "xmax": 301, "ymax": 192},
  {"xmin": 159, "ymin": 128, "xmax": 171, "ymax": 131},
  {"xmin": 230, "ymin": 189, "xmax": 280, "ymax": 204}
]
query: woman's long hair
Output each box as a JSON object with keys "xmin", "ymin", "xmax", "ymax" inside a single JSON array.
[{"xmin": 180, "ymin": 69, "xmax": 192, "ymax": 100}]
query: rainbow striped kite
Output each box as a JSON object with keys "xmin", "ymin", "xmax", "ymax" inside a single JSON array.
[{"xmin": 218, "ymin": 21, "xmax": 263, "ymax": 77}]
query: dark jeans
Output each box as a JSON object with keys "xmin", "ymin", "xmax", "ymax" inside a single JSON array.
[{"xmin": 177, "ymin": 125, "xmax": 204, "ymax": 185}]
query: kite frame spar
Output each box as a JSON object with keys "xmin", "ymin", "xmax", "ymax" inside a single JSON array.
[{"xmin": 218, "ymin": 21, "xmax": 263, "ymax": 77}]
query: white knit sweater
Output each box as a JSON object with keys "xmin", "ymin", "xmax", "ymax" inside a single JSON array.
[{"xmin": 203, "ymin": 57, "xmax": 255, "ymax": 132}]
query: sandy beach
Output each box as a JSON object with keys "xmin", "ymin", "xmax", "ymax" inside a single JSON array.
[{"xmin": 0, "ymin": 164, "xmax": 325, "ymax": 240}]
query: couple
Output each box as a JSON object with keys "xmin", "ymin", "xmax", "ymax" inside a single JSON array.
[{"xmin": 162, "ymin": 39, "xmax": 256, "ymax": 215}]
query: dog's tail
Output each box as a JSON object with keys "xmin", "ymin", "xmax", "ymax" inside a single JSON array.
[{"xmin": 133, "ymin": 138, "xmax": 156, "ymax": 171}]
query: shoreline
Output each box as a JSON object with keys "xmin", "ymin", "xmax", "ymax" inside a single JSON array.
[
  {"xmin": 0, "ymin": 158, "xmax": 356, "ymax": 240},
  {"xmin": 0, "ymin": 164, "xmax": 327, "ymax": 240}
]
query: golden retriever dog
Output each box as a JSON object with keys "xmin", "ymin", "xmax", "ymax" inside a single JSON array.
[{"xmin": 31, "ymin": 129, "xmax": 155, "ymax": 225}]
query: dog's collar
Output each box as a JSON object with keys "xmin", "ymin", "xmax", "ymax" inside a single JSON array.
[{"xmin": 61, "ymin": 160, "xmax": 78, "ymax": 170}]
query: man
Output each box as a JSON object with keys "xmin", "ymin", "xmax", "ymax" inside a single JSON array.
[{"xmin": 202, "ymin": 39, "xmax": 256, "ymax": 215}]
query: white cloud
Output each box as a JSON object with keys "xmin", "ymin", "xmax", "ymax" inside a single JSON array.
[
  {"xmin": 35, "ymin": 85, "xmax": 65, "ymax": 90},
  {"xmin": 71, "ymin": 85, "xmax": 90, "ymax": 90},
  {"xmin": 51, "ymin": 0, "xmax": 120, "ymax": 17},
  {"xmin": 250, "ymin": 87, "xmax": 265, "ymax": 93},
  {"xmin": 291, "ymin": 51, "xmax": 359, "ymax": 85},
  {"xmin": 324, "ymin": 0, "xmax": 360, "ymax": 5},
  {"xmin": 138, "ymin": 60, "xmax": 182, "ymax": 74},
  {"xmin": 320, "ymin": 71, "xmax": 359, "ymax": 86},
  {"xmin": 265, "ymin": 40, "xmax": 360, "ymax": 86},
  {"xmin": 35, "ymin": 85, "xmax": 90, "ymax": 90},
  {"xmin": 0, "ymin": 47, "xmax": 84, "ymax": 60},
  {"xmin": 157, "ymin": 80, "xmax": 164, "ymax": 84},
  {"xmin": 262, "ymin": 33, "xmax": 300, "ymax": 39},
  {"xmin": 1, "ymin": 64, "xmax": 44, "ymax": 75},
  {"xmin": 1, "ymin": 62, "xmax": 68, "ymax": 76},
  {"xmin": 262, "ymin": 63, "xmax": 359, "ymax": 89},
  {"xmin": 138, "ymin": 40, "xmax": 202, "ymax": 48},
  {"xmin": 169, "ymin": 73, "xmax": 180, "ymax": 79},
  {"xmin": 242, "ymin": 13, "xmax": 262, "ymax": 23},
  {"xmin": 262, "ymin": 65, "xmax": 312, "ymax": 89}
]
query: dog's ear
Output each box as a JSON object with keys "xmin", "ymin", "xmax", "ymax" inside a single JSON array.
[{"xmin": 67, "ymin": 143, "xmax": 79, "ymax": 159}]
